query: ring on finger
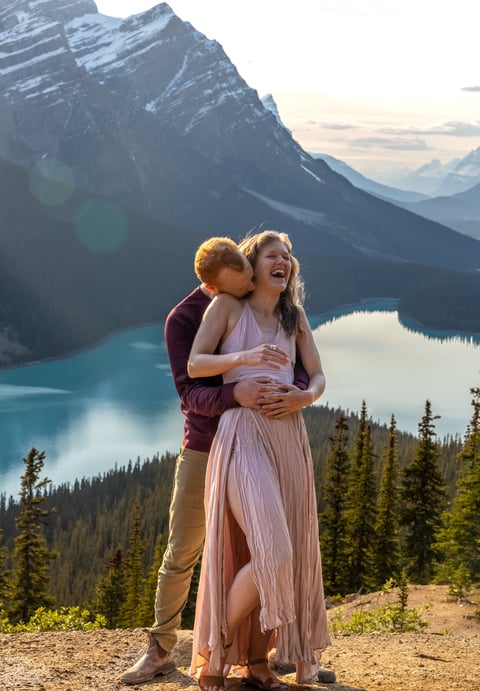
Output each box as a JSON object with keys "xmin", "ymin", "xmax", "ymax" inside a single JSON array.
[{"xmin": 269, "ymin": 344, "xmax": 277, "ymax": 351}]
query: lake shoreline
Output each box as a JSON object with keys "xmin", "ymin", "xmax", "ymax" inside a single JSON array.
[
  {"xmin": 1, "ymin": 305, "xmax": 479, "ymax": 496},
  {"xmin": 0, "ymin": 319, "xmax": 165, "ymax": 373},
  {"xmin": 4, "ymin": 296, "xmax": 479, "ymax": 373}
]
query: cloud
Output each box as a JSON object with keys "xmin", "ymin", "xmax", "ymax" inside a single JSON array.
[
  {"xmin": 299, "ymin": 120, "xmax": 358, "ymax": 131},
  {"xmin": 376, "ymin": 121, "xmax": 480, "ymax": 137},
  {"xmin": 318, "ymin": 121, "xmax": 358, "ymax": 131},
  {"xmin": 461, "ymin": 85, "xmax": 480, "ymax": 92},
  {"xmin": 349, "ymin": 137, "xmax": 429, "ymax": 151},
  {"xmin": 442, "ymin": 120, "xmax": 480, "ymax": 135}
]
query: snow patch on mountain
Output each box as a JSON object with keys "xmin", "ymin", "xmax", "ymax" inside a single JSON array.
[
  {"xmin": 244, "ymin": 188, "xmax": 326, "ymax": 226},
  {"xmin": 301, "ymin": 164, "xmax": 324, "ymax": 184},
  {"xmin": 261, "ymin": 93, "xmax": 292, "ymax": 134},
  {"xmin": 65, "ymin": 9, "xmax": 173, "ymax": 74}
]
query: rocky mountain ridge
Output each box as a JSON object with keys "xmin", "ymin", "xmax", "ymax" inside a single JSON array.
[{"xmin": 1, "ymin": 0, "xmax": 479, "ymax": 267}]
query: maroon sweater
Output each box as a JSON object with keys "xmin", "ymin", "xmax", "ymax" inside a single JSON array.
[{"xmin": 164, "ymin": 286, "xmax": 309, "ymax": 452}]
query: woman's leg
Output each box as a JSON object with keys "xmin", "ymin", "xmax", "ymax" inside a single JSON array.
[
  {"xmin": 200, "ymin": 451, "xmax": 288, "ymax": 691},
  {"xmin": 199, "ymin": 463, "xmax": 257, "ymax": 691},
  {"xmin": 226, "ymin": 466, "xmax": 285, "ymax": 689},
  {"xmin": 225, "ymin": 465, "xmax": 260, "ymax": 628}
]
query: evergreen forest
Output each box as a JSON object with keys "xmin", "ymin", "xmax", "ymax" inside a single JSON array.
[{"xmin": 1, "ymin": 389, "xmax": 479, "ymax": 631}]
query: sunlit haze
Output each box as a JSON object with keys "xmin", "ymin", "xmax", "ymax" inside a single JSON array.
[{"xmin": 95, "ymin": 0, "xmax": 480, "ymax": 181}]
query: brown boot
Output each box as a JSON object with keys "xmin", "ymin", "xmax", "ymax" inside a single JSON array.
[{"xmin": 120, "ymin": 632, "xmax": 176, "ymax": 685}]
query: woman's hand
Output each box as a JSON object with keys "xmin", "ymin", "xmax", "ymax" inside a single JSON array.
[{"xmin": 241, "ymin": 343, "xmax": 290, "ymax": 369}]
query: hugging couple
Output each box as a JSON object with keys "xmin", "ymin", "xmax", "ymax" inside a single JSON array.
[{"xmin": 121, "ymin": 230, "xmax": 334, "ymax": 689}]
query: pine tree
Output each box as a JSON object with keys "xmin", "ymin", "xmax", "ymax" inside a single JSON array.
[
  {"xmin": 9, "ymin": 448, "xmax": 56, "ymax": 623},
  {"xmin": 351, "ymin": 400, "xmax": 368, "ymax": 474},
  {"xmin": 435, "ymin": 387, "xmax": 480, "ymax": 592},
  {"xmin": 346, "ymin": 421, "xmax": 377, "ymax": 592},
  {"xmin": 119, "ymin": 501, "xmax": 146, "ymax": 628},
  {"xmin": 374, "ymin": 415, "xmax": 401, "ymax": 587},
  {"xmin": 138, "ymin": 533, "xmax": 165, "ymax": 626},
  {"xmin": 319, "ymin": 411, "xmax": 351, "ymax": 595},
  {"xmin": 0, "ymin": 528, "xmax": 11, "ymax": 614},
  {"xmin": 94, "ymin": 548, "xmax": 126, "ymax": 628},
  {"xmin": 401, "ymin": 401, "xmax": 446, "ymax": 584}
]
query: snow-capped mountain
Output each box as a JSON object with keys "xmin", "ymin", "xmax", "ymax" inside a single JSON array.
[
  {"xmin": 377, "ymin": 150, "xmax": 480, "ymax": 198},
  {"xmin": 434, "ymin": 147, "xmax": 480, "ymax": 197},
  {"xmin": 1, "ymin": 0, "xmax": 479, "ymax": 269},
  {"xmin": 261, "ymin": 93, "xmax": 292, "ymax": 134},
  {"xmin": 392, "ymin": 158, "xmax": 460, "ymax": 196}
]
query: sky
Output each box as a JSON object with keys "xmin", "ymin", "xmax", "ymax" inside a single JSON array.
[{"xmin": 95, "ymin": 0, "xmax": 480, "ymax": 182}]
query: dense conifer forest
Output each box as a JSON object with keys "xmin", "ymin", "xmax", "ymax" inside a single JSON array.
[{"xmin": 2, "ymin": 389, "xmax": 479, "ymax": 632}]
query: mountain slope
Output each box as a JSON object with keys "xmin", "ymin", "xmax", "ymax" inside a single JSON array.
[
  {"xmin": 1, "ymin": 1, "xmax": 479, "ymax": 269},
  {"xmin": 310, "ymin": 152, "xmax": 427, "ymax": 203},
  {"xmin": 398, "ymin": 181, "xmax": 480, "ymax": 240},
  {"xmin": 1, "ymin": 2, "xmax": 480, "ymax": 365}
]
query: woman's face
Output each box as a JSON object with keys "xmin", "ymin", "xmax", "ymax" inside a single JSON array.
[{"xmin": 253, "ymin": 239, "xmax": 292, "ymax": 293}]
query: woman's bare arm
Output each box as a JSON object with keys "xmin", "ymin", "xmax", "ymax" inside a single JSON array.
[
  {"xmin": 295, "ymin": 307, "xmax": 326, "ymax": 404},
  {"xmin": 187, "ymin": 295, "xmax": 289, "ymax": 378}
]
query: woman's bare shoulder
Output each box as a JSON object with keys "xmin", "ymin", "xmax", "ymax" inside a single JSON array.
[
  {"xmin": 213, "ymin": 293, "xmax": 243, "ymax": 306},
  {"xmin": 203, "ymin": 293, "xmax": 244, "ymax": 321},
  {"xmin": 296, "ymin": 306, "xmax": 313, "ymax": 339}
]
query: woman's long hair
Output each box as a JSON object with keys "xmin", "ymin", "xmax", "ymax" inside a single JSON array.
[{"xmin": 238, "ymin": 230, "xmax": 304, "ymax": 336}]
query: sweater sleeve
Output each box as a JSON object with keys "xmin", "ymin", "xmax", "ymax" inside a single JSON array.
[
  {"xmin": 293, "ymin": 354, "xmax": 309, "ymax": 391},
  {"xmin": 164, "ymin": 303, "xmax": 239, "ymax": 418}
]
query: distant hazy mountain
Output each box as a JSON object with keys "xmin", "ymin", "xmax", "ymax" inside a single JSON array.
[
  {"xmin": 1, "ymin": 1, "xmax": 480, "ymax": 364},
  {"xmin": 389, "ymin": 158, "xmax": 461, "ymax": 196},
  {"xmin": 398, "ymin": 181, "xmax": 480, "ymax": 240},
  {"xmin": 309, "ymin": 152, "xmax": 427, "ymax": 203},
  {"xmin": 308, "ymin": 150, "xmax": 480, "ymax": 240},
  {"xmin": 434, "ymin": 148, "xmax": 480, "ymax": 196},
  {"xmin": 380, "ymin": 148, "xmax": 480, "ymax": 198}
]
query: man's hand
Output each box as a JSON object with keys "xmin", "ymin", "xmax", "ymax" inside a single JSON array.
[
  {"xmin": 258, "ymin": 383, "xmax": 314, "ymax": 419},
  {"xmin": 233, "ymin": 378, "xmax": 275, "ymax": 409}
]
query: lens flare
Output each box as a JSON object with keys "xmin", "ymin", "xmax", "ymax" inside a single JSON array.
[
  {"xmin": 74, "ymin": 199, "xmax": 128, "ymax": 253},
  {"xmin": 29, "ymin": 159, "xmax": 76, "ymax": 206}
]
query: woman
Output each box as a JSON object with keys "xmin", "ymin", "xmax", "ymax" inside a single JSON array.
[{"xmin": 188, "ymin": 231, "xmax": 331, "ymax": 690}]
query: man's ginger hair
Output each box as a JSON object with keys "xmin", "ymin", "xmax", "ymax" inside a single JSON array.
[{"xmin": 194, "ymin": 236, "xmax": 245, "ymax": 285}]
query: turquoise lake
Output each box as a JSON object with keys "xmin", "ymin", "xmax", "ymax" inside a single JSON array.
[{"xmin": 1, "ymin": 300, "xmax": 479, "ymax": 498}]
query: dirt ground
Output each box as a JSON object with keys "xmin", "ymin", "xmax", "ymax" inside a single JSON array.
[{"xmin": 1, "ymin": 585, "xmax": 479, "ymax": 691}]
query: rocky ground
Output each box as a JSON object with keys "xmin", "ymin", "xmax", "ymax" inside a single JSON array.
[{"xmin": 1, "ymin": 585, "xmax": 479, "ymax": 691}]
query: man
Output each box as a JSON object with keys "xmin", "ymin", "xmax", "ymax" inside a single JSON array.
[{"xmin": 120, "ymin": 237, "xmax": 334, "ymax": 685}]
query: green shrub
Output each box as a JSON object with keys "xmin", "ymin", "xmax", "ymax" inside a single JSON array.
[
  {"xmin": 0, "ymin": 606, "xmax": 106, "ymax": 633},
  {"xmin": 329, "ymin": 601, "xmax": 429, "ymax": 635}
]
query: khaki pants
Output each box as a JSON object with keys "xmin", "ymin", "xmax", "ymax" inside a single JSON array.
[{"xmin": 149, "ymin": 447, "xmax": 208, "ymax": 652}]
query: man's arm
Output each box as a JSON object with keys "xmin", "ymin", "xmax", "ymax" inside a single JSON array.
[
  {"xmin": 293, "ymin": 354, "xmax": 309, "ymax": 391},
  {"xmin": 165, "ymin": 303, "xmax": 262, "ymax": 417}
]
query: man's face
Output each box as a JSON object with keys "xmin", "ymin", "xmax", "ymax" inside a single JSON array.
[{"xmin": 212, "ymin": 257, "xmax": 255, "ymax": 298}]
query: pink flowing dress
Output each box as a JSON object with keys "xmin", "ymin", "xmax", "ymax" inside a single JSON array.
[{"xmin": 191, "ymin": 301, "xmax": 331, "ymax": 674}]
